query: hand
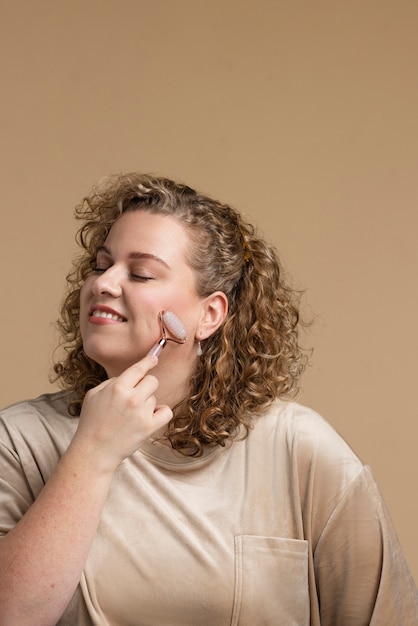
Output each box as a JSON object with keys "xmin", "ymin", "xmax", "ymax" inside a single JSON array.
[{"xmin": 70, "ymin": 355, "xmax": 173, "ymax": 472}]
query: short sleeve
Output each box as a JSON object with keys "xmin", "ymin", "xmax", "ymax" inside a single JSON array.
[
  {"xmin": 0, "ymin": 441, "xmax": 36, "ymax": 536},
  {"xmin": 0, "ymin": 393, "xmax": 76, "ymax": 537},
  {"xmin": 314, "ymin": 466, "xmax": 418, "ymax": 625}
]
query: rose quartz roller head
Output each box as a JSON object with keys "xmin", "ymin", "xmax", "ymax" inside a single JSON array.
[{"xmin": 147, "ymin": 311, "xmax": 187, "ymax": 357}]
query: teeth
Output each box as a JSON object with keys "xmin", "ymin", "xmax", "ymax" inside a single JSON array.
[{"xmin": 92, "ymin": 310, "xmax": 125, "ymax": 322}]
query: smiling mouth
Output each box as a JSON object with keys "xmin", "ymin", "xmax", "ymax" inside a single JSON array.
[{"xmin": 90, "ymin": 310, "xmax": 127, "ymax": 322}]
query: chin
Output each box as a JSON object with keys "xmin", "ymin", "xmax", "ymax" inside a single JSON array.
[{"xmin": 82, "ymin": 336, "xmax": 149, "ymax": 376}]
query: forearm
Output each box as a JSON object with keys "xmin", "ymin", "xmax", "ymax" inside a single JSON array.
[
  {"xmin": 0, "ymin": 356, "xmax": 171, "ymax": 625},
  {"xmin": 0, "ymin": 444, "xmax": 115, "ymax": 626}
]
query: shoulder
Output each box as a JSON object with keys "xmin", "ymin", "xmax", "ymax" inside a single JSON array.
[
  {"xmin": 249, "ymin": 400, "xmax": 366, "ymax": 520},
  {"xmin": 253, "ymin": 398, "xmax": 362, "ymax": 467},
  {"xmin": 0, "ymin": 391, "xmax": 77, "ymax": 451},
  {"xmin": 1, "ymin": 390, "xmax": 72, "ymax": 424}
]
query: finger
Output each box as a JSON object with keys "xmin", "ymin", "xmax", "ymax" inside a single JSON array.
[
  {"xmin": 152, "ymin": 405, "xmax": 174, "ymax": 432},
  {"xmin": 133, "ymin": 373, "xmax": 159, "ymax": 397},
  {"xmin": 118, "ymin": 354, "xmax": 159, "ymax": 387}
]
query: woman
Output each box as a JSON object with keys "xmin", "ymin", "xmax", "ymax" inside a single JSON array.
[{"xmin": 0, "ymin": 173, "xmax": 417, "ymax": 625}]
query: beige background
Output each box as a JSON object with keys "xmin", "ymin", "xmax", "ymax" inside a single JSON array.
[{"xmin": 1, "ymin": 1, "xmax": 417, "ymax": 582}]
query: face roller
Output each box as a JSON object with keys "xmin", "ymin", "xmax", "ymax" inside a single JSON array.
[{"xmin": 147, "ymin": 311, "xmax": 187, "ymax": 357}]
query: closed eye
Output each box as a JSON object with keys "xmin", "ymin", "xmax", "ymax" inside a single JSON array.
[
  {"xmin": 90, "ymin": 266, "xmax": 153, "ymax": 282},
  {"xmin": 131, "ymin": 274, "xmax": 154, "ymax": 282}
]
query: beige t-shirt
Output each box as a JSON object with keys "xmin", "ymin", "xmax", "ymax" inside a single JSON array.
[{"xmin": 0, "ymin": 391, "xmax": 417, "ymax": 625}]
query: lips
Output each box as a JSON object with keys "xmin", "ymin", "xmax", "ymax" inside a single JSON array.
[{"xmin": 88, "ymin": 305, "xmax": 127, "ymax": 323}]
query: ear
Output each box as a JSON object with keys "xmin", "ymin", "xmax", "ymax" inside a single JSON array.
[{"xmin": 197, "ymin": 291, "xmax": 228, "ymax": 340}]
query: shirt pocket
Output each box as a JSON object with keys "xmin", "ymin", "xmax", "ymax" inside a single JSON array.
[{"xmin": 231, "ymin": 535, "xmax": 309, "ymax": 626}]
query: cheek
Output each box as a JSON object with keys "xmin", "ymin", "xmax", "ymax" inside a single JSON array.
[
  {"xmin": 163, "ymin": 294, "xmax": 203, "ymax": 333},
  {"xmin": 79, "ymin": 280, "xmax": 91, "ymax": 308},
  {"xmin": 79, "ymin": 277, "xmax": 96, "ymax": 321}
]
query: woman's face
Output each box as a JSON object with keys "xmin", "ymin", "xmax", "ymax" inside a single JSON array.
[{"xmin": 79, "ymin": 210, "xmax": 205, "ymax": 378}]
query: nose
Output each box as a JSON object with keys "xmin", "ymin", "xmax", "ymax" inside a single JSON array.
[{"xmin": 91, "ymin": 266, "xmax": 123, "ymax": 297}]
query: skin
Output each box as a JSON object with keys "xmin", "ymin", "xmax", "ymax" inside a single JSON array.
[
  {"xmin": 0, "ymin": 211, "xmax": 227, "ymax": 625},
  {"xmin": 80, "ymin": 210, "xmax": 226, "ymax": 407}
]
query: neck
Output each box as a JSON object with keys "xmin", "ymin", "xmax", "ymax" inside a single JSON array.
[{"xmin": 153, "ymin": 347, "xmax": 197, "ymax": 408}]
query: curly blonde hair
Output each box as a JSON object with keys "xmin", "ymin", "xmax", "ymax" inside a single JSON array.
[{"xmin": 54, "ymin": 173, "xmax": 308, "ymax": 456}]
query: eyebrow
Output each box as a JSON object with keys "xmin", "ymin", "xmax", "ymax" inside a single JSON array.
[{"xmin": 96, "ymin": 245, "xmax": 170, "ymax": 269}]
